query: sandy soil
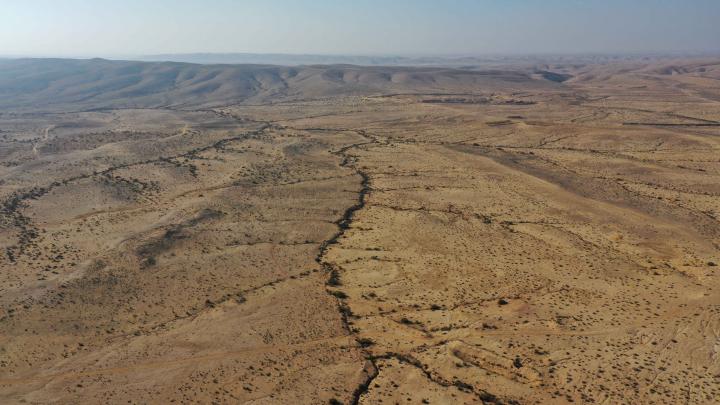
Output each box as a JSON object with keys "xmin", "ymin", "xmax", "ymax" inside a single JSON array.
[{"xmin": 1, "ymin": 59, "xmax": 719, "ymax": 404}]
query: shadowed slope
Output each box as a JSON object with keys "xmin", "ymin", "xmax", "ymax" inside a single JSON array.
[{"xmin": 0, "ymin": 58, "xmax": 557, "ymax": 111}]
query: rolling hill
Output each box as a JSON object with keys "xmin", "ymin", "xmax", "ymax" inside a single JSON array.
[{"xmin": 0, "ymin": 58, "xmax": 558, "ymax": 111}]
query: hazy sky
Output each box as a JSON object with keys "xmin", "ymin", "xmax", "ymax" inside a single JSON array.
[{"xmin": 1, "ymin": 0, "xmax": 719, "ymax": 57}]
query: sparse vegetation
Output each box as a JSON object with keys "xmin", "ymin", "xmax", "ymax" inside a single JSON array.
[{"xmin": 1, "ymin": 56, "xmax": 718, "ymax": 405}]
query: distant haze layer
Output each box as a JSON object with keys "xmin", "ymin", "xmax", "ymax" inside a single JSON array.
[{"xmin": 1, "ymin": 0, "xmax": 719, "ymax": 57}]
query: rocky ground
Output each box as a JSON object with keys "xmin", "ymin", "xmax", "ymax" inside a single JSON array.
[{"xmin": 0, "ymin": 58, "xmax": 719, "ymax": 404}]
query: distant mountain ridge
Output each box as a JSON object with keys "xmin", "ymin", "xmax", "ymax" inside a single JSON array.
[
  {"xmin": 0, "ymin": 58, "xmax": 559, "ymax": 111},
  {"xmin": 139, "ymin": 52, "xmax": 720, "ymax": 67},
  {"xmin": 140, "ymin": 53, "xmax": 432, "ymax": 66}
]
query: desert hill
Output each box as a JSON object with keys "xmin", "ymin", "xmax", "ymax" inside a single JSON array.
[{"xmin": 0, "ymin": 58, "xmax": 559, "ymax": 111}]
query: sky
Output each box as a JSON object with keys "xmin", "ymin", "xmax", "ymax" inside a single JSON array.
[{"xmin": 1, "ymin": 0, "xmax": 719, "ymax": 57}]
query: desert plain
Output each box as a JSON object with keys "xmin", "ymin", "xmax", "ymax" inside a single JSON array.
[{"xmin": 0, "ymin": 57, "xmax": 719, "ymax": 404}]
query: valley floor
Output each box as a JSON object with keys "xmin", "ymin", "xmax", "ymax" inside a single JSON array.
[{"xmin": 1, "ymin": 60, "xmax": 719, "ymax": 404}]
